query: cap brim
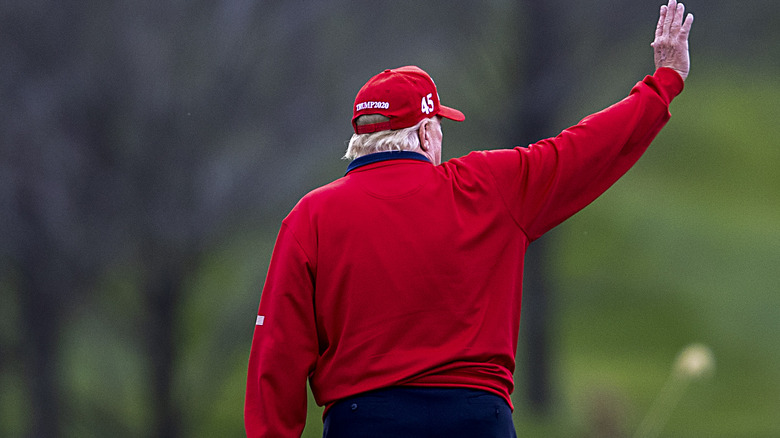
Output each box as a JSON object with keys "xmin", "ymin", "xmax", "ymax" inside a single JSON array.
[{"xmin": 439, "ymin": 105, "xmax": 465, "ymax": 122}]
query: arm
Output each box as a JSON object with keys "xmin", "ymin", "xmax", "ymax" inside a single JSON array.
[
  {"xmin": 245, "ymin": 222, "xmax": 318, "ymax": 438},
  {"xmin": 483, "ymin": 1, "xmax": 693, "ymax": 239},
  {"xmin": 514, "ymin": 69, "xmax": 684, "ymax": 239}
]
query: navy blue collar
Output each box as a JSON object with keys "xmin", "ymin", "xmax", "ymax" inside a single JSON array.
[{"xmin": 346, "ymin": 151, "xmax": 431, "ymax": 175}]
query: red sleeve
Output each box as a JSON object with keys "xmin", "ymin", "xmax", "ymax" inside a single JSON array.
[
  {"xmin": 245, "ymin": 221, "xmax": 318, "ymax": 438},
  {"xmin": 482, "ymin": 68, "xmax": 684, "ymax": 240}
]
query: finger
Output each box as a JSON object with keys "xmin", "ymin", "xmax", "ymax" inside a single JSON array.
[
  {"xmin": 655, "ymin": 5, "xmax": 667, "ymax": 41},
  {"xmin": 672, "ymin": 2, "xmax": 686, "ymax": 33},
  {"xmin": 679, "ymin": 13, "xmax": 694, "ymax": 40},
  {"xmin": 663, "ymin": 0, "xmax": 677, "ymax": 35}
]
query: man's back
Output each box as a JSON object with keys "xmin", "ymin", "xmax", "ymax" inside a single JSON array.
[{"xmin": 294, "ymin": 151, "xmax": 528, "ymax": 409}]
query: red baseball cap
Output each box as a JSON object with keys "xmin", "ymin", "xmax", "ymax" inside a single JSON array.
[{"xmin": 352, "ymin": 66, "xmax": 465, "ymax": 134}]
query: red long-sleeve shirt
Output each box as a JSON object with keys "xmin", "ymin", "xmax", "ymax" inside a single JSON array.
[{"xmin": 245, "ymin": 68, "xmax": 684, "ymax": 437}]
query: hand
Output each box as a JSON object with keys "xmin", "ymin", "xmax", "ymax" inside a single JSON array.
[{"xmin": 652, "ymin": 0, "xmax": 694, "ymax": 81}]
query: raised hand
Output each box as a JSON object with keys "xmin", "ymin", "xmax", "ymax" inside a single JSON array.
[{"xmin": 652, "ymin": 0, "xmax": 695, "ymax": 80}]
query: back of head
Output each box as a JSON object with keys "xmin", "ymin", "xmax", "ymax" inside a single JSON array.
[
  {"xmin": 345, "ymin": 115, "xmax": 430, "ymax": 160},
  {"xmin": 345, "ymin": 66, "xmax": 464, "ymax": 160}
]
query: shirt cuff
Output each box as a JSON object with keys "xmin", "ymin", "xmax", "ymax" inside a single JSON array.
[{"xmin": 653, "ymin": 67, "xmax": 685, "ymax": 102}]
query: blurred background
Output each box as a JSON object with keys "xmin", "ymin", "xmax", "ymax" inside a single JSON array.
[{"xmin": 1, "ymin": 1, "xmax": 778, "ymax": 437}]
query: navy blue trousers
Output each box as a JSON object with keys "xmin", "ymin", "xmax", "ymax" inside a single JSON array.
[{"xmin": 322, "ymin": 387, "xmax": 517, "ymax": 438}]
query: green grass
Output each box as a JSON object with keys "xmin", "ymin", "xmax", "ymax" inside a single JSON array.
[{"xmin": 532, "ymin": 66, "xmax": 780, "ymax": 437}]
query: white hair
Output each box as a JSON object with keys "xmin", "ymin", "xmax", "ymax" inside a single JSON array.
[{"xmin": 344, "ymin": 116, "xmax": 435, "ymax": 160}]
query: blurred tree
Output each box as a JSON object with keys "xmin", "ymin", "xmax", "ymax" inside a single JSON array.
[
  {"xmin": 509, "ymin": 0, "xmax": 666, "ymax": 415},
  {"xmin": 510, "ymin": 0, "xmax": 578, "ymax": 415},
  {"xmin": 0, "ymin": 3, "xmax": 122, "ymax": 436},
  {"xmin": 0, "ymin": 0, "xmax": 337, "ymax": 435}
]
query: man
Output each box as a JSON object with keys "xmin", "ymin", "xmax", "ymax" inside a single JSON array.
[{"xmin": 245, "ymin": 1, "xmax": 694, "ymax": 436}]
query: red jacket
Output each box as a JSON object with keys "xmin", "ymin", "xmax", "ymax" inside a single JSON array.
[{"xmin": 245, "ymin": 68, "xmax": 684, "ymax": 437}]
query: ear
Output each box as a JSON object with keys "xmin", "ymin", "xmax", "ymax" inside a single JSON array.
[{"xmin": 418, "ymin": 121, "xmax": 430, "ymax": 151}]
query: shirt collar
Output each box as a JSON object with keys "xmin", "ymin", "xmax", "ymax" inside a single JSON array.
[{"xmin": 346, "ymin": 151, "xmax": 431, "ymax": 175}]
